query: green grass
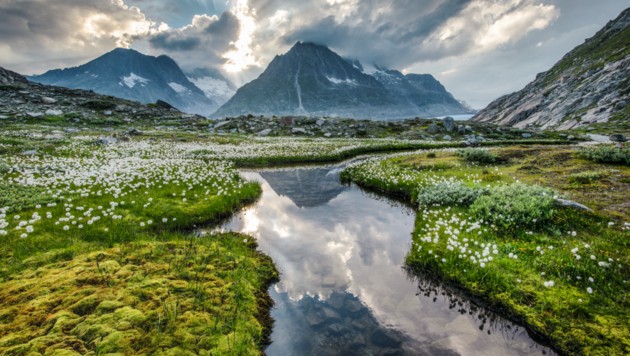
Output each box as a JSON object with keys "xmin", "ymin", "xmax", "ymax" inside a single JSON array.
[{"xmin": 342, "ymin": 146, "xmax": 630, "ymax": 355}]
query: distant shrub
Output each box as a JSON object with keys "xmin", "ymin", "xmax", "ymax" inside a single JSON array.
[
  {"xmin": 578, "ymin": 145, "xmax": 630, "ymax": 165},
  {"xmin": 457, "ymin": 148, "xmax": 497, "ymax": 164},
  {"xmin": 416, "ymin": 181, "xmax": 487, "ymax": 207},
  {"xmin": 568, "ymin": 170, "xmax": 608, "ymax": 184},
  {"xmin": 426, "ymin": 152, "xmax": 437, "ymax": 158},
  {"xmin": 470, "ymin": 183, "xmax": 557, "ymax": 231}
]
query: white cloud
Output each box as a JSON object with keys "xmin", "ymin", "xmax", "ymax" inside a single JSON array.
[{"xmin": 423, "ymin": 0, "xmax": 559, "ymax": 57}]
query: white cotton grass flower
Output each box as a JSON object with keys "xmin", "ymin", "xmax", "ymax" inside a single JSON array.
[
  {"xmin": 587, "ymin": 287, "xmax": 593, "ymax": 294},
  {"xmin": 543, "ymin": 280, "xmax": 555, "ymax": 288}
]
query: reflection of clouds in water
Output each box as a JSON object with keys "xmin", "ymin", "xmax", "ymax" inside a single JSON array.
[
  {"xmin": 228, "ymin": 175, "xmax": 414, "ymax": 301},
  {"xmin": 223, "ymin": 170, "xmax": 553, "ymax": 355}
]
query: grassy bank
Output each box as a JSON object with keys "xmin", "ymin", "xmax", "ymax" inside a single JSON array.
[
  {"xmin": 0, "ymin": 137, "xmax": 281, "ymax": 355},
  {"xmin": 341, "ymin": 145, "xmax": 630, "ymax": 355}
]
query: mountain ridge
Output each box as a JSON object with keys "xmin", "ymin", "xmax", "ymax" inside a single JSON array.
[{"xmin": 472, "ymin": 7, "xmax": 630, "ymax": 130}]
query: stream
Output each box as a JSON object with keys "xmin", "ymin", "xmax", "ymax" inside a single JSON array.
[{"xmin": 218, "ymin": 164, "xmax": 555, "ymax": 355}]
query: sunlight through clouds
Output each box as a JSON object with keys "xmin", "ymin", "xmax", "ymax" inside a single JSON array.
[{"xmin": 224, "ymin": 0, "xmax": 260, "ymax": 72}]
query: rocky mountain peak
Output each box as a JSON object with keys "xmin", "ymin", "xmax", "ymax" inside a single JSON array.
[
  {"xmin": 29, "ymin": 48, "xmax": 219, "ymax": 116},
  {"xmin": 213, "ymin": 43, "xmax": 472, "ymax": 119}
]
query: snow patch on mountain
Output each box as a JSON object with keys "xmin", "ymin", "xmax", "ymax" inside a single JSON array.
[
  {"xmin": 168, "ymin": 82, "xmax": 191, "ymax": 94},
  {"xmin": 120, "ymin": 73, "xmax": 149, "ymax": 88},
  {"xmin": 188, "ymin": 76, "xmax": 235, "ymax": 104},
  {"xmin": 326, "ymin": 76, "xmax": 358, "ymax": 86}
]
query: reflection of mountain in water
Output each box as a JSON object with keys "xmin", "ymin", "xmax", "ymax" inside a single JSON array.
[{"xmin": 260, "ymin": 168, "xmax": 347, "ymax": 208}]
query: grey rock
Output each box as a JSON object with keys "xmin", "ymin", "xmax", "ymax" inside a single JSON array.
[
  {"xmin": 0, "ymin": 115, "xmax": 9, "ymax": 119},
  {"xmin": 256, "ymin": 128, "xmax": 272, "ymax": 137},
  {"xmin": 555, "ymin": 198, "xmax": 592, "ymax": 212},
  {"xmin": 292, "ymin": 127, "xmax": 308, "ymax": 135},
  {"xmin": 609, "ymin": 134, "xmax": 627, "ymax": 142},
  {"xmin": 316, "ymin": 118, "xmax": 326, "ymax": 127},
  {"xmin": 103, "ymin": 110, "xmax": 113, "ymax": 116},
  {"xmin": 21, "ymin": 150, "xmax": 37, "ymax": 155},
  {"xmin": 568, "ymin": 135, "xmax": 576, "ymax": 140},
  {"xmin": 427, "ymin": 123, "xmax": 440, "ymax": 134},
  {"xmin": 324, "ymin": 132, "xmax": 332, "ymax": 138},
  {"xmin": 442, "ymin": 135, "xmax": 452, "ymax": 141},
  {"xmin": 522, "ymin": 133, "xmax": 533, "ymax": 138},
  {"xmin": 127, "ymin": 128, "xmax": 143, "ymax": 136},
  {"xmin": 45, "ymin": 109, "xmax": 63, "ymax": 116},
  {"xmin": 41, "ymin": 96, "xmax": 57, "ymax": 104},
  {"xmin": 94, "ymin": 137, "xmax": 118, "ymax": 145},
  {"xmin": 26, "ymin": 112, "xmax": 44, "ymax": 118},
  {"xmin": 213, "ymin": 120, "xmax": 232, "ymax": 129},
  {"xmin": 443, "ymin": 116, "xmax": 455, "ymax": 132}
]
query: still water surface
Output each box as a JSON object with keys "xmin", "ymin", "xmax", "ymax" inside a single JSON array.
[{"xmin": 219, "ymin": 165, "xmax": 554, "ymax": 355}]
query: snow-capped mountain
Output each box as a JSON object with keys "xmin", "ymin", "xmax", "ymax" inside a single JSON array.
[
  {"xmin": 29, "ymin": 48, "xmax": 218, "ymax": 116},
  {"xmin": 213, "ymin": 42, "xmax": 473, "ymax": 119}
]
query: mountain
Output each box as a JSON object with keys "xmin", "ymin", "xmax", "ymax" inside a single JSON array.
[
  {"xmin": 213, "ymin": 42, "xmax": 472, "ymax": 119},
  {"xmin": 472, "ymin": 8, "xmax": 630, "ymax": 130},
  {"xmin": 186, "ymin": 67, "xmax": 236, "ymax": 107},
  {"xmin": 29, "ymin": 48, "xmax": 218, "ymax": 116}
]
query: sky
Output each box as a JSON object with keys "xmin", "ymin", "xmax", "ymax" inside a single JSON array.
[{"xmin": 0, "ymin": 0, "xmax": 627, "ymax": 109}]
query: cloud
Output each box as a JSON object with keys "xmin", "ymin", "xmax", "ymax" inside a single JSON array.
[{"xmin": 0, "ymin": 0, "xmax": 163, "ymax": 74}]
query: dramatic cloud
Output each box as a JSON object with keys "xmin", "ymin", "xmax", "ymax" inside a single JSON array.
[
  {"xmin": 0, "ymin": 0, "xmax": 165, "ymax": 74},
  {"xmin": 143, "ymin": 12, "xmax": 239, "ymax": 68},
  {"xmin": 0, "ymin": 0, "xmax": 626, "ymax": 107}
]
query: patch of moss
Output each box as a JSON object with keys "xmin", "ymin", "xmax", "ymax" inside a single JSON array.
[{"xmin": 0, "ymin": 235, "xmax": 278, "ymax": 355}]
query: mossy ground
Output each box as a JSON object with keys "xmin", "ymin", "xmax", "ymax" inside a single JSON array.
[
  {"xmin": 342, "ymin": 145, "xmax": 630, "ymax": 355},
  {"xmin": 0, "ymin": 234, "xmax": 278, "ymax": 355}
]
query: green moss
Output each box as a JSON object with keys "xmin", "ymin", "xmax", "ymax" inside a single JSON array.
[{"xmin": 0, "ymin": 236, "xmax": 278, "ymax": 355}]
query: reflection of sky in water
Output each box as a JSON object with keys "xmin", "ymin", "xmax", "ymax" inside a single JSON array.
[{"xmin": 220, "ymin": 168, "xmax": 554, "ymax": 355}]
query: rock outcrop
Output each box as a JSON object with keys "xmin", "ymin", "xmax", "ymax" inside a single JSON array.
[{"xmin": 472, "ymin": 8, "xmax": 630, "ymax": 130}]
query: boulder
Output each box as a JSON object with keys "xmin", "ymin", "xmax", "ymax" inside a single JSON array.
[
  {"xmin": 442, "ymin": 135, "xmax": 452, "ymax": 141},
  {"xmin": 522, "ymin": 133, "xmax": 532, "ymax": 138},
  {"xmin": 45, "ymin": 109, "xmax": 63, "ymax": 116},
  {"xmin": 427, "ymin": 123, "xmax": 440, "ymax": 134},
  {"xmin": 26, "ymin": 112, "xmax": 44, "ymax": 118},
  {"xmin": 292, "ymin": 127, "xmax": 307, "ymax": 135},
  {"xmin": 41, "ymin": 97, "xmax": 57, "ymax": 104},
  {"xmin": 443, "ymin": 117, "xmax": 455, "ymax": 132},
  {"xmin": 256, "ymin": 128, "xmax": 272, "ymax": 137},
  {"xmin": 609, "ymin": 134, "xmax": 627, "ymax": 142}
]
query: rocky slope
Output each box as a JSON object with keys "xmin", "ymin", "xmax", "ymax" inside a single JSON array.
[
  {"xmin": 213, "ymin": 42, "xmax": 472, "ymax": 119},
  {"xmin": 29, "ymin": 48, "xmax": 218, "ymax": 116},
  {"xmin": 472, "ymin": 7, "xmax": 630, "ymax": 130}
]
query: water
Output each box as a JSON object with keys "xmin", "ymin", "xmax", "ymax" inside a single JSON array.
[{"xmin": 219, "ymin": 166, "xmax": 554, "ymax": 355}]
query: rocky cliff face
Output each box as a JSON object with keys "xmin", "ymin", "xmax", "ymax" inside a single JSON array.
[
  {"xmin": 29, "ymin": 48, "xmax": 218, "ymax": 116},
  {"xmin": 472, "ymin": 7, "xmax": 630, "ymax": 130},
  {"xmin": 213, "ymin": 42, "xmax": 472, "ymax": 119},
  {"xmin": 0, "ymin": 67, "xmax": 28, "ymax": 84}
]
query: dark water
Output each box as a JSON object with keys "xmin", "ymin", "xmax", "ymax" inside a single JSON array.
[{"xmin": 219, "ymin": 166, "xmax": 554, "ymax": 355}]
